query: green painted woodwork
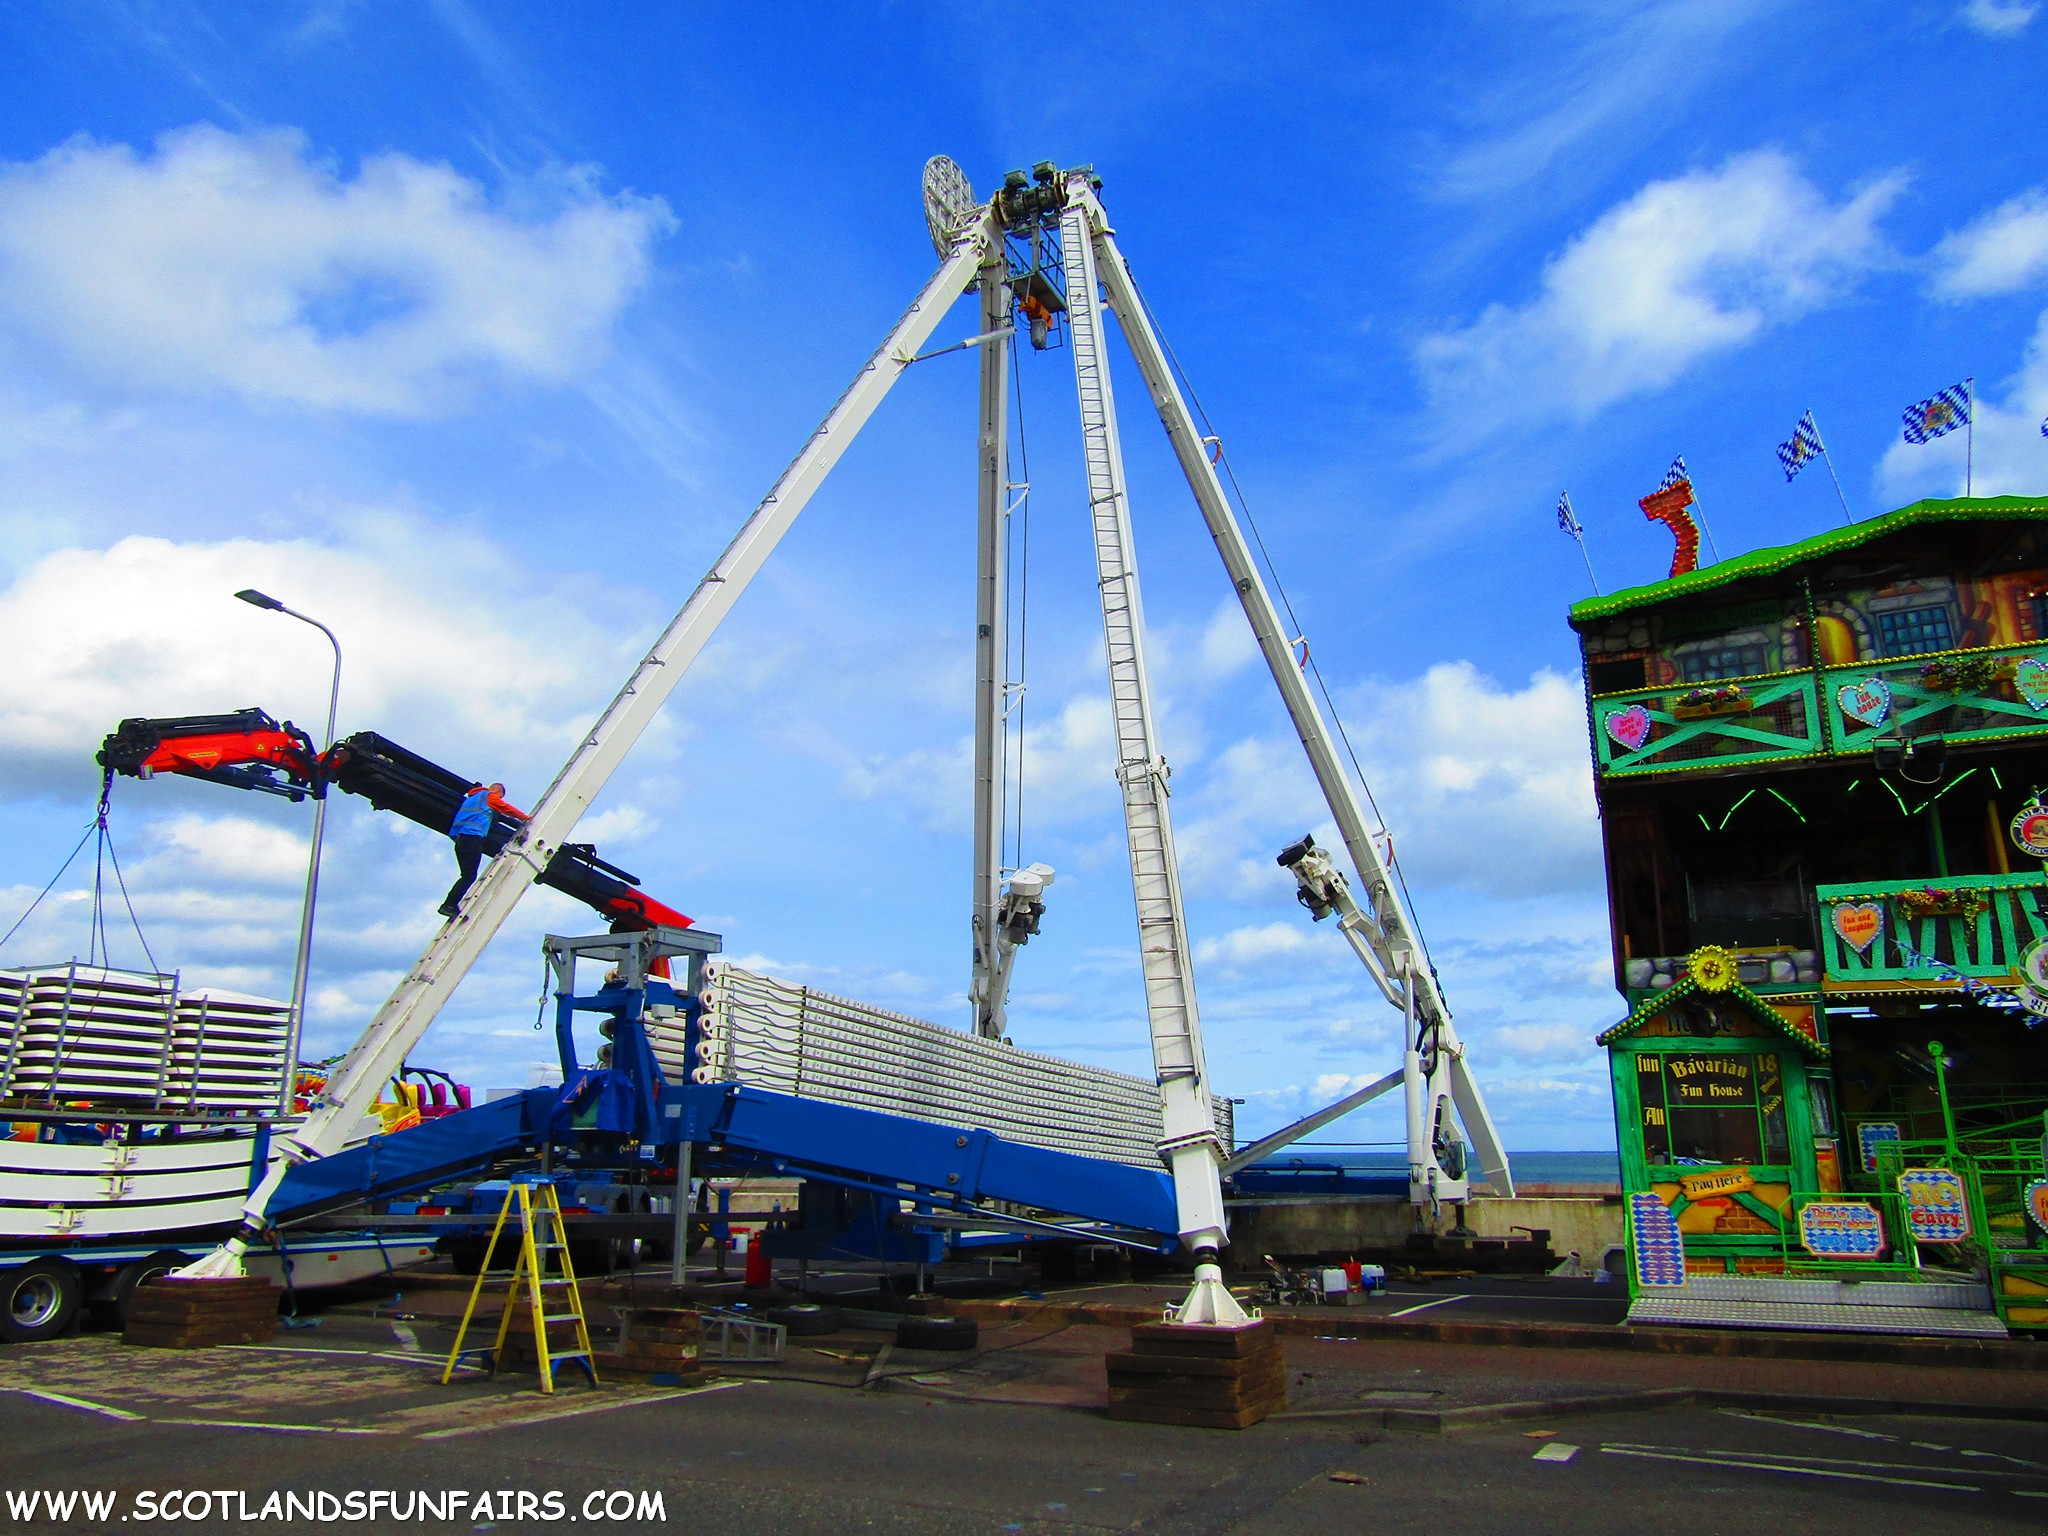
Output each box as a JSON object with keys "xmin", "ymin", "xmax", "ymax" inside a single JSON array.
[
  {"xmin": 1815, "ymin": 872, "xmax": 2048, "ymax": 982},
  {"xmin": 1570, "ymin": 496, "xmax": 2048, "ymax": 624}
]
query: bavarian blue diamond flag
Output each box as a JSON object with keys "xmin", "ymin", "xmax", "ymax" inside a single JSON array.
[
  {"xmin": 1776, "ymin": 412, "xmax": 1822, "ymax": 480},
  {"xmin": 1901, "ymin": 381, "xmax": 1971, "ymax": 444}
]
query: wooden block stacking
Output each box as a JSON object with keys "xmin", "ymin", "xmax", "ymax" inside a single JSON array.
[
  {"xmin": 1105, "ymin": 1319, "xmax": 1287, "ymax": 1429},
  {"xmin": 606, "ymin": 1307, "xmax": 703, "ymax": 1379},
  {"xmin": 122, "ymin": 1276, "xmax": 279, "ymax": 1349}
]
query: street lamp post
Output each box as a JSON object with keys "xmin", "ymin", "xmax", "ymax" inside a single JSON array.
[{"xmin": 235, "ymin": 589, "xmax": 341, "ymax": 1120}]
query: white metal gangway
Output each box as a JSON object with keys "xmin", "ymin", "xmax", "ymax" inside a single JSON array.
[{"xmin": 189, "ymin": 156, "xmax": 1510, "ymax": 1330}]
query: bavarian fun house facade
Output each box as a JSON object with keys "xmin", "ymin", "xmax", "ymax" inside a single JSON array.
[{"xmin": 1571, "ymin": 495, "xmax": 2048, "ymax": 1336}]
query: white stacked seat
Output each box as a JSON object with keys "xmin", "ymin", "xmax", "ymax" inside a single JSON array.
[
  {"xmin": 648, "ymin": 963, "xmax": 1230, "ymax": 1172},
  {"xmin": 0, "ymin": 965, "xmax": 288, "ymax": 1112}
]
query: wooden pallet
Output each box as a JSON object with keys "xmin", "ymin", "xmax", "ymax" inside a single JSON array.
[
  {"xmin": 1105, "ymin": 1319, "xmax": 1287, "ymax": 1429},
  {"xmin": 123, "ymin": 1276, "xmax": 279, "ymax": 1349}
]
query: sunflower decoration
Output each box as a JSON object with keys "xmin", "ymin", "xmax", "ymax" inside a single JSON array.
[{"xmin": 1687, "ymin": 944, "xmax": 1738, "ymax": 992}]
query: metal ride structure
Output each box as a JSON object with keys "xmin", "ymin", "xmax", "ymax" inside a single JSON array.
[{"xmin": 185, "ymin": 158, "xmax": 1510, "ymax": 1326}]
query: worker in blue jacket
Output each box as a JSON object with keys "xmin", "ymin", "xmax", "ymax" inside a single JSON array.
[{"xmin": 439, "ymin": 782, "xmax": 513, "ymax": 917}]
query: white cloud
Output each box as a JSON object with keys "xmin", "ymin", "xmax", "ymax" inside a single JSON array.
[
  {"xmin": 1335, "ymin": 661, "xmax": 1599, "ymax": 897},
  {"xmin": 1960, "ymin": 0, "xmax": 2037, "ymax": 35},
  {"xmin": 0, "ymin": 124, "xmax": 673, "ymax": 415},
  {"xmin": 1488, "ymin": 1020, "xmax": 1599, "ymax": 1063},
  {"xmin": 1194, "ymin": 921, "xmax": 1318, "ymax": 969},
  {"xmin": 1417, "ymin": 151, "xmax": 1902, "ymax": 436},
  {"xmin": 1933, "ymin": 187, "xmax": 2048, "ymax": 298},
  {"xmin": 1195, "ymin": 597, "xmax": 1260, "ymax": 681},
  {"xmin": 1433, "ymin": 0, "xmax": 1770, "ymax": 203},
  {"xmin": 0, "ymin": 524, "xmax": 623, "ymax": 800}
]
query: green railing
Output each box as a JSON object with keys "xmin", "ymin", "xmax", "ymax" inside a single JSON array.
[
  {"xmin": 1592, "ymin": 673, "xmax": 1823, "ymax": 776},
  {"xmin": 1589, "ymin": 640, "xmax": 2048, "ymax": 778},
  {"xmin": 1815, "ymin": 872, "xmax": 2048, "ymax": 983},
  {"xmin": 1826, "ymin": 642, "xmax": 2048, "ymax": 751}
]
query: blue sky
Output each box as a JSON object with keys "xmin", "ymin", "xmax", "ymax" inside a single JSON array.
[{"xmin": 0, "ymin": 2, "xmax": 2044, "ymax": 1154}]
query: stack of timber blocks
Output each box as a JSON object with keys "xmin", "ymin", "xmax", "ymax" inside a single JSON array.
[
  {"xmin": 494, "ymin": 1307, "xmax": 585, "ymax": 1375},
  {"xmin": 603, "ymin": 1307, "xmax": 703, "ymax": 1383},
  {"xmin": 123, "ymin": 1277, "xmax": 279, "ymax": 1349},
  {"xmin": 1105, "ymin": 1320, "xmax": 1286, "ymax": 1429}
]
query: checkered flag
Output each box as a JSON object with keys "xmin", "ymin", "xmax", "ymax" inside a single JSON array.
[
  {"xmin": 1777, "ymin": 412, "xmax": 1822, "ymax": 480},
  {"xmin": 1902, "ymin": 381, "xmax": 1971, "ymax": 444},
  {"xmin": 1556, "ymin": 491, "xmax": 1582, "ymax": 537},
  {"xmin": 1657, "ymin": 455, "xmax": 1690, "ymax": 491}
]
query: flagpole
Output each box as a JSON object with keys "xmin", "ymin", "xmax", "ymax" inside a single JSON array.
[
  {"xmin": 1809, "ymin": 413, "xmax": 1855, "ymax": 525},
  {"xmin": 1560, "ymin": 491, "xmax": 1600, "ymax": 594},
  {"xmin": 1965, "ymin": 376, "xmax": 1974, "ymax": 498},
  {"xmin": 1688, "ymin": 483, "xmax": 1723, "ymax": 564}
]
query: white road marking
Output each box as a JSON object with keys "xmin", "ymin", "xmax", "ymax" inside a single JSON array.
[
  {"xmin": 1385, "ymin": 1295, "xmax": 1466, "ymax": 1318},
  {"xmin": 1718, "ymin": 1410, "xmax": 1895, "ymax": 1442},
  {"xmin": 155, "ymin": 1419, "xmax": 387, "ymax": 1435},
  {"xmin": 6, "ymin": 1388, "xmax": 142, "ymax": 1421},
  {"xmin": 391, "ymin": 1321, "xmax": 422, "ymax": 1353},
  {"xmin": 1607, "ymin": 1442, "xmax": 2037, "ymax": 1480},
  {"xmin": 1601, "ymin": 1446, "xmax": 1978, "ymax": 1492},
  {"xmin": 416, "ymin": 1380, "xmax": 743, "ymax": 1440},
  {"xmin": 1961, "ymin": 1448, "xmax": 2048, "ymax": 1470}
]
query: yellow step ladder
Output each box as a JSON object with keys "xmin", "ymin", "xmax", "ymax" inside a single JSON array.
[{"xmin": 441, "ymin": 1174, "xmax": 598, "ymax": 1393}]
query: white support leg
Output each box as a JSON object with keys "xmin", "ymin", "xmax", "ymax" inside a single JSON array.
[
  {"xmin": 970, "ymin": 257, "xmax": 1012, "ymax": 1040},
  {"xmin": 1059, "ymin": 177, "xmax": 1245, "ymax": 1328},
  {"xmin": 184, "ymin": 211, "xmax": 1005, "ymax": 1278},
  {"xmin": 1082, "ymin": 197, "xmax": 1516, "ymax": 1204}
]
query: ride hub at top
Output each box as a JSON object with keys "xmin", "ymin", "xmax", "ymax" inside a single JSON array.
[{"xmin": 182, "ymin": 157, "xmax": 1509, "ymax": 1332}]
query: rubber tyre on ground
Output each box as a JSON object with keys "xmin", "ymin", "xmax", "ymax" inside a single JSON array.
[
  {"xmin": 98, "ymin": 1249, "xmax": 191, "ymax": 1329},
  {"xmin": 443, "ymin": 1236, "xmax": 489, "ymax": 1276},
  {"xmin": 895, "ymin": 1316, "xmax": 977, "ymax": 1351},
  {"xmin": 767, "ymin": 1303, "xmax": 842, "ymax": 1337},
  {"xmin": 0, "ymin": 1259, "xmax": 82, "ymax": 1343}
]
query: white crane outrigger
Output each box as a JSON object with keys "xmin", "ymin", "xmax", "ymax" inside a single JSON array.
[{"xmin": 188, "ymin": 157, "xmax": 1510, "ymax": 1329}]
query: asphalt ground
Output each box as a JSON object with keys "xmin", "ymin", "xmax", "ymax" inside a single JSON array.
[
  {"xmin": 1, "ymin": 1373, "xmax": 2044, "ymax": 1534},
  {"xmin": 0, "ymin": 1265, "xmax": 2044, "ymax": 1533}
]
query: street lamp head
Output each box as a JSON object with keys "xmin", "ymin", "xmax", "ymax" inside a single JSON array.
[{"xmin": 235, "ymin": 588, "xmax": 286, "ymax": 612}]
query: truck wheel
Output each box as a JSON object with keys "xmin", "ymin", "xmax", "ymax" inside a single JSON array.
[
  {"xmin": 444, "ymin": 1237, "xmax": 489, "ymax": 1276},
  {"xmin": 0, "ymin": 1260, "xmax": 82, "ymax": 1343},
  {"xmin": 98, "ymin": 1250, "xmax": 190, "ymax": 1328},
  {"xmin": 768, "ymin": 1303, "xmax": 841, "ymax": 1336},
  {"xmin": 896, "ymin": 1316, "xmax": 977, "ymax": 1351}
]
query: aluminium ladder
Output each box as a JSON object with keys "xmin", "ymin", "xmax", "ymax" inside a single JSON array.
[{"xmin": 441, "ymin": 1173, "xmax": 598, "ymax": 1393}]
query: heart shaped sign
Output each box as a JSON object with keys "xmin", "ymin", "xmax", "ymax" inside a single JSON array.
[
  {"xmin": 1837, "ymin": 677, "xmax": 1891, "ymax": 727},
  {"xmin": 1831, "ymin": 902, "xmax": 1883, "ymax": 955},
  {"xmin": 2016, "ymin": 657, "xmax": 2048, "ymax": 712},
  {"xmin": 1604, "ymin": 704, "xmax": 1652, "ymax": 753}
]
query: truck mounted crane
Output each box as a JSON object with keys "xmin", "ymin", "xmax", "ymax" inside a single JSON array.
[{"xmin": 97, "ymin": 709, "xmax": 691, "ymax": 934}]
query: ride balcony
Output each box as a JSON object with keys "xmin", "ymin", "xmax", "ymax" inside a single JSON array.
[
  {"xmin": 1588, "ymin": 640, "xmax": 2048, "ymax": 780},
  {"xmin": 1813, "ymin": 871, "xmax": 2048, "ymax": 993}
]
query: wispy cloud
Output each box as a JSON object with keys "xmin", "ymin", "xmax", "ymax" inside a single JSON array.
[
  {"xmin": 1430, "ymin": 0, "xmax": 1774, "ymax": 204},
  {"xmin": 1417, "ymin": 150, "xmax": 1901, "ymax": 439},
  {"xmin": 1933, "ymin": 186, "xmax": 2048, "ymax": 299},
  {"xmin": 1959, "ymin": 0, "xmax": 2038, "ymax": 36},
  {"xmin": 0, "ymin": 124, "xmax": 672, "ymax": 415}
]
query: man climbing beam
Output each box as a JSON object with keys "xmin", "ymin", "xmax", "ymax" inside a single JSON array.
[{"xmin": 440, "ymin": 781, "xmax": 517, "ymax": 917}]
